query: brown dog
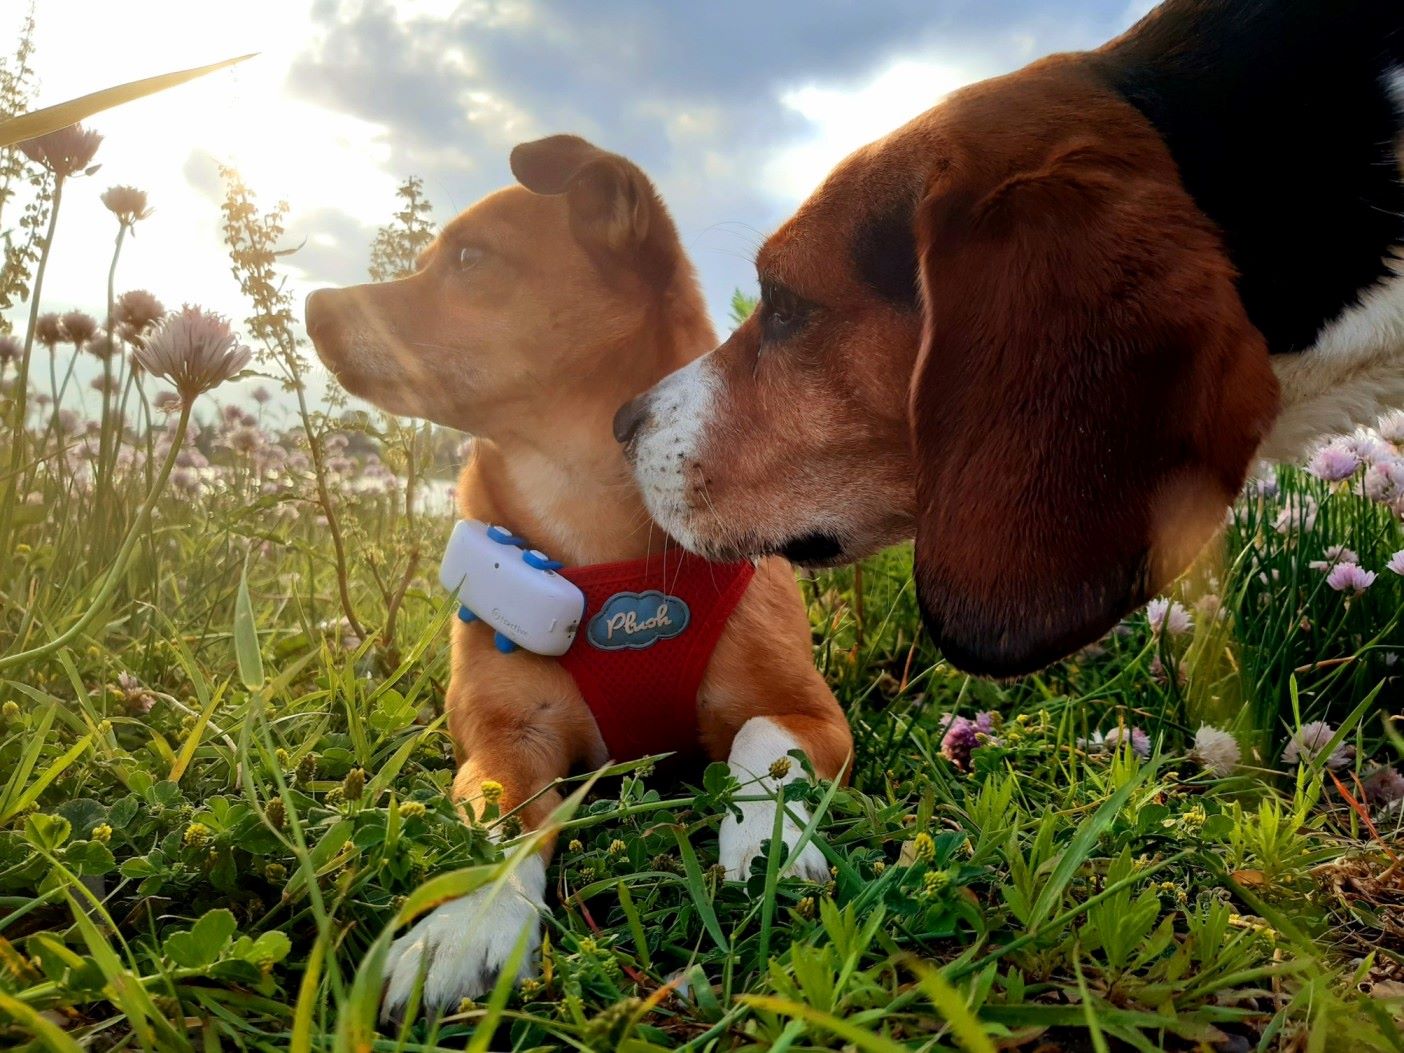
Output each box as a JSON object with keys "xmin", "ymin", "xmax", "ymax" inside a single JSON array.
[
  {"xmin": 304, "ymin": 136, "xmax": 850, "ymax": 1016},
  {"xmin": 618, "ymin": 0, "xmax": 1404, "ymax": 676}
]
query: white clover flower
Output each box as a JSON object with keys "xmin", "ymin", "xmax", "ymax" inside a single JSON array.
[
  {"xmin": 1281, "ymin": 721, "xmax": 1354, "ymax": 770},
  {"xmin": 1082, "ymin": 725, "xmax": 1150, "ymax": 758},
  {"xmin": 132, "ymin": 305, "xmax": 251, "ymax": 402},
  {"xmin": 1104, "ymin": 725, "xmax": 1151, "ymax": 759},
  {"xmin": 1362, "ymin": 767, "xmax": 1404, "ymax": 806},
  {"xmin": 1190, "ymin": 725, "xmax": 1240, "ymax": 777}
]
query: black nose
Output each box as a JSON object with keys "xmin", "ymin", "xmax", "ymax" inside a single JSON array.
[{"xmin": 613, "ymin": 394, "xmax": 652, "ymax": 446}]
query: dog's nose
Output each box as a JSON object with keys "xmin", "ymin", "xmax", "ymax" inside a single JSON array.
[
  {"xmin": 613, "ymin": 394, "xmax": 652, "ymax": 446},
  {"xmin": 304, "ymin": 289, "xmax": 334, "ymax": 342}
]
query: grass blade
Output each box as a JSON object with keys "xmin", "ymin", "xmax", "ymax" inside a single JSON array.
[
  {"xmin": 0, "ymin": 55, "xmax": 255, "ymax": 147},
  {"xmin": 233, "ymin": 558, "xmax": 264, "ymax": 691}
]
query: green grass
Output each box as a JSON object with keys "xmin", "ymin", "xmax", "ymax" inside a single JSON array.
[
  {"xmin": 1, "ymin": 438, "xmax": 1402, "ymax": 1050},
  {"xmin": 1, "ymin": 103, "xmax": 1401, "ymax": 1048}
]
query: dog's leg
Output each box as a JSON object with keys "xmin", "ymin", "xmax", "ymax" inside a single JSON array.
[
  {"xmin": 381, "ymin": 691, "xmax": 573, "ymax": 1019},
  {"xmin": 718, "ymin": 705, "xmax": 851, "ymax": 883}
]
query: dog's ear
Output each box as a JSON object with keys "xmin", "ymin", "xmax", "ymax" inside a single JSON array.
[
  {"xmin": 510, "ymin": 135, "xmax": 667, "ymax": 265},
  {"xmin": 909, "ymin": 138, "xmax": 1279, "ymax": 676}
]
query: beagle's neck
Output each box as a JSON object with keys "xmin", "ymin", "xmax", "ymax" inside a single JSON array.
[
  {"xmin": 458, "ymin": 289, "xmax": 714, "ymax": 567},
  {"xmin": 1098, "ymin": 0, "xmax": 1404, "ymax": 356}
]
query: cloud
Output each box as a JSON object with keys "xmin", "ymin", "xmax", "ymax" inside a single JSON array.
[
  {"xmin": 5, "ymin": 0, "xmax": 1153, "ymax": 403},
  {"xmin": 286, "ymin": 0, "xmax": 1141, "ymax": 324}
]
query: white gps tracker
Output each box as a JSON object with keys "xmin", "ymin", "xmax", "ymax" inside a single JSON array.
[{"xmin": 439, "ymin": 519, "xmax": 586, "ymax": 656}]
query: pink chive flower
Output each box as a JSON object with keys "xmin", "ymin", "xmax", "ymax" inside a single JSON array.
[
  {"xmin": 1274, "ymin": 495, "xmax": 1318, "ymax": 534},
  {"xmin": 18, "ymin": 123, "xmax": 103, "ymax": 179},
  {"xmin": 1194, "ymin": 593, "xmax": 1223, "ymax": 619},
  {"xmin": 132, "ymin": 306, "xmax": 251, "ymax": 402},
  {"xmin": 1325, "ymin": 561, "xmax": 1375, "ymax": 596},
  {"xmin": 114, "ymin": 290, "xmax": 165, "ymax": 338},
  {"xmin": 1387, "ymin": 551, "xmax": 1404, "ymax": 577},
  {"xmin": 1378, "ymin": 411, "xmax": 1404, "ymax": 446},
  {"xmin": 1281, "ymin": 721, "xmax": 1354, "ymax": 770},
  {"xmin": 1309, "ymin": 545, "xmax": 1359, "ymax": 571},
  {"xmin": 35, "ymin": 313, "xmax": 63, "ymax": 348},
  {"xmin": 1146, "ymin": 597, "xmax": 1193, "ymax": 636},
  {"xmin": 1307, "ymin": 442, "xmax": 1360, "ymax": 483},
  {"xmin": 60, "ymin": 310, "xmax": 98, "ymax": 347},
  {"xmin": 100, "ymin": 185, "xmax": 152, "ymax": 227},
  {"xmin": 1362, "ymin": 459, "xmax": 1404, "ymax": 504}
]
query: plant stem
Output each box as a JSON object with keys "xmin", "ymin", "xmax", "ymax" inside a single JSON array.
[
  {"xmin": 0, "ymin": 173, "xmax": 62, "ymax": 566},
  {"xmin": 0, "ymin": 400, "xmax": 190, "ymax": 671},
  {"xmin": 96, "ymin": 221, "xmax": 126, "ymax": 500},
  {"xmin": 291, "ymin": 378, "xmax": 366, "ymax": 643}
]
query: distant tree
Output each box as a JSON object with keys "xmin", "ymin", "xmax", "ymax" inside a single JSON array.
[
  {"xmin": 368, "ymin": 176, "xmax": 436, "ymax": 282},
  {"xmin": 0, "ymin": 6, "xmax": 43, "ymax": 327},
  {"xmin": 729, "ymin": 288, "xmax": 758, "ymax": 330}
]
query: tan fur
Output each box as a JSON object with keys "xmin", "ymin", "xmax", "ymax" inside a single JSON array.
[{"xmin": 305, "ymin": 137, "xmax": 850, "ymax": 865}]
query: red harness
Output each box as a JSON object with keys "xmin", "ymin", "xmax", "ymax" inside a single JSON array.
[{"xmin": 556, "ymin": 551, "xmax": 755, "ymax": 761}]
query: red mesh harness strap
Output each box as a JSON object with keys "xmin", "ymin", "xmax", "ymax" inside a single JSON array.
[{"xmin": 557, "ymin": 551, "xmax": 755, "ymax": 762}]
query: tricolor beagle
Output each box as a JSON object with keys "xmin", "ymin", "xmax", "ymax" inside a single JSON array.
[{"xmin": 618, "ymin": 0, "xmax": 1404, "ymax": 676}]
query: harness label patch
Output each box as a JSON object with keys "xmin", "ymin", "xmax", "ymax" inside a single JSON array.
[{"xmin": 588, "ymin": 590, "xmax": 690, "ymax": 650}]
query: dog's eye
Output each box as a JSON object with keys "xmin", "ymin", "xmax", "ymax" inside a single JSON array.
[
  {"xmin": 456, "ymin": 245, "xmax": 486, "ymax": 271},
  {"xmin": 760, "ymin": 287, "xmax": 810, "ymax": 344}
]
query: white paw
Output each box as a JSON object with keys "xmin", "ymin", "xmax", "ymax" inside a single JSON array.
[
  {"xmin": 381, "ymin": 855, "xmax": 545, "ymax": 1018},
  {"xmin": 719, "ymin": 801, "xmax": 829, "ymax": 882},
  {"xmin": 719, "ymin": 716, "xmax": 830, "ymax": 883}
]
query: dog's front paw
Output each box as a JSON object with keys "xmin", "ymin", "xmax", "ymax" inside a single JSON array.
[
  {"xmin": 719, "ymin": 802, "xmax": 829, "ymax": 882},
  {"xmin": 381, "ymin": 857, "xmax": 545, "ymax": 1018},
  {"xmin": 719, "ymin": 717, "xmax": 830, "ymax": 883}
]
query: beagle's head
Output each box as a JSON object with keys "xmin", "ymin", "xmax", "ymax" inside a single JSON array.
[
  {"xmin": 619, "ymin": 58, "xmax": 1280, "ymax": 675},
  {"xmin": 306, "ymin": 135, "xmax": 702, "ymax": 445}
]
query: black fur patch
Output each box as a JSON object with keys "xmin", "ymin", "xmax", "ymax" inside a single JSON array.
[
  {"xmin": 1099, "ymin": 0, "xmax": 1404, "ymax": 354},
  {"xmin": 778, "ymin": 531, "xmax": 845, "ymax": 566},
  {"xmin": 852, "ymin": 201, "xmax": 920, "ymax": 308}
]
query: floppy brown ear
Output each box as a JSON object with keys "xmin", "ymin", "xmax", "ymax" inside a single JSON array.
[
  {"xmin": 910, "ymin": 136, "xmax": 1279, "ymax": 676},
  {"xmin": 510, "ymin": 134, "xmax": 672, "ymax": 275}
]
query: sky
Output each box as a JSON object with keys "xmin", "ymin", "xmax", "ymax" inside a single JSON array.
[{"xmin": 8, "ymin": 0, "xmax": 1156, "ymax": 408}]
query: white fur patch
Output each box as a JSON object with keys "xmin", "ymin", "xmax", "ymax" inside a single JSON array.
[
  {"xmin": 1261, "ymin": 70, "xmax": 1404, "ymax": 460},
  {"xmin": 1264, "ymin": 269, "xmax": 1404, "ymax": 459},
  {"xmin": 718, "ymin": 717, "xmax": 829, "ymax": 882},
  {"xmin": 628, "ymin": 352, "xmax": 718, "ymax": 551},
  {"xmin": 1387, "ymin": 65, "xmax": 1404, "ymax": 111},
  {"xmin": 381, "ymin": 853, "xmax": 546, "ymax": 1018}
]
